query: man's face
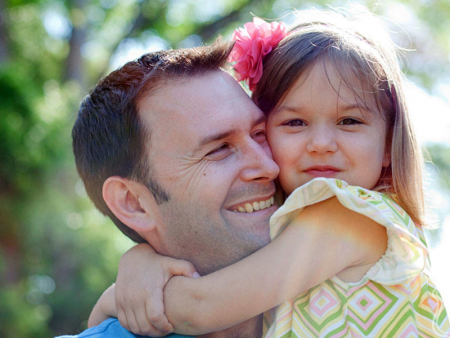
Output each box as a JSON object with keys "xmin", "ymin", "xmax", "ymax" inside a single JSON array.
[{"xmin": 138, "ymin": 71, "xmax": 279, "ymax": 275}]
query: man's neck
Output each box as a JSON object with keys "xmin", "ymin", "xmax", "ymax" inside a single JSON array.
[{"xmin": 198, "ymin": 315, "xmax": 262, "ymax": 338}]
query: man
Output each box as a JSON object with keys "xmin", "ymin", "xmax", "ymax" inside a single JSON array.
[
  {"xmin": 67, "ymin": 40, "xmax": 278, "ymax": 338},
  {"xmin": 63, "ymin": 40, "xmax": 383, "ymax": 338}
]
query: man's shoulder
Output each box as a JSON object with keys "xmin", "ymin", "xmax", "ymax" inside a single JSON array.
[
  {"xmin": 55, "ymin": 318, "xmax": 192, "ymax": 338},
  {"xmin": 55, "ymin": 318, "xmax": 139, "ymax": 338}
]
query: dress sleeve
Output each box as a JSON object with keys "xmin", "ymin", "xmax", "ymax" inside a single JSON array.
[{"xmin": 269, "ymin": 178, "xmax": 428, "ymax": 285}]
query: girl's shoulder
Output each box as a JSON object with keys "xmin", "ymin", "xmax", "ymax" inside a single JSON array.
[
  {"xmin": 272, "ymin": 178, "xmax": 417, "ymax": 236},
  {"xmin": 271, "ymin": 178, "xmax": 429, "ymax": 285}
]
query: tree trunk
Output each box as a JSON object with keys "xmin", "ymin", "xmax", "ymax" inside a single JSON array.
[
  {"xmin": 65, "ymin": 0, "xmax": 87, "ymax": 87},
  {"xmin": 0, "ymin": 0, "xmax": 9, "ymax": 63},
  {"xmin": 0, "ymin": 211, "xmax": 21, "ymax": 286}
]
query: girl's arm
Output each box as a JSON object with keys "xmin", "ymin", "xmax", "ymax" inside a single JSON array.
[
  {"xmin": 88, "ymin": 284, "xmax": 116, "ymax": 328},
  {"xmin": 165, "ymin": 196, "xmax": 387, "ymax": 335},
  {"xmin": 88, "ymin": 244, "xmax": 199, "ymax": 337}
]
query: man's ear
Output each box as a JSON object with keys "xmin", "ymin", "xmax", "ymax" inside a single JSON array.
[{"xmin": 102, "ymin": 176, "xmax": 159, "ymax": 234}]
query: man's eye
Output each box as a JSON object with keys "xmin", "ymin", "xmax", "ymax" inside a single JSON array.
[
  {"xmin": 339, "ymin": 118, "xmax": 362, "ymax": 126},
  {"xmin": 205, "ymin": 144, "xmax": 231, "ymax": 160},
  {"xmin": 284, "ymin": 119, "xmax": 306, "ymax": 127},
  {"xmin": 253, "ymin": 131, "xmax": 267, "ymax": 144}
]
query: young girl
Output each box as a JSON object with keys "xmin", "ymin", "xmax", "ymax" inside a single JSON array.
[{"xmin": 91, "ymin": 8, "xmax": 449, "ymax": 337}]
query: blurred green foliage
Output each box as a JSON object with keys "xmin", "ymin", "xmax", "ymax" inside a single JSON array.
[{"xmin": 0, "ymin": 0, "xmax": 449, "ymax": 337}]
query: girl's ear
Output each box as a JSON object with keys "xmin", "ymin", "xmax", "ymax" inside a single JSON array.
[{"xmin": 102, "ymin": 176, "xmax": 159, "ymax": 234}]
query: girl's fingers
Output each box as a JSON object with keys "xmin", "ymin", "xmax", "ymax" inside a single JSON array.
[
  {"xmin": 145, "ymin": 297, "xmax": 174, "ymax": 333},
  {"xmin": 169, "ymin": 259, "xmax": 199, "ymax": 278},
  {"xmin": 125, "ymin": 308, "xmax": 141, "ymax": 335},
  {"xmin": 116, "ymin": 304, "xmax": 130, "ymax": 332},
  {"xmin": 134, "ymin": 306, "xmax": 169, "ymax": 337}
]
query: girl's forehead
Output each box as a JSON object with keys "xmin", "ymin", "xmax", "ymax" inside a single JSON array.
[{"xmin": 287, "ymin": 60, "xmax": 379, "ymax": 110}]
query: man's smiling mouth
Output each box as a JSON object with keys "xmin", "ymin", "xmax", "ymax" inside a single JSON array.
[{"xmin": 230, "ymin": 197, "xmax": 275, "ymax": 214}]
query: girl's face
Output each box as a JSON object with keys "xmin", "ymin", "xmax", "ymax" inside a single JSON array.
[{"xmin": 267, "ymin": 61, "xmax": 391, "ymax": 195}]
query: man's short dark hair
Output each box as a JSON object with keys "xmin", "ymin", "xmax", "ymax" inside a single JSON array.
[{"xmin": 73, "ymin": 40, "xmax": 233, "ymax": 243}]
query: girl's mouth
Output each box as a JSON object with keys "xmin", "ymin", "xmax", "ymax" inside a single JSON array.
[{"xmin": 303, "ymin": 166, "xmax": 341, "ymax": 178}]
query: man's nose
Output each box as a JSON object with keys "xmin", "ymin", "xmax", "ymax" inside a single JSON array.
[
  {"xmin": 306, "ymin": 126, "xmax": 338, "ymax": 154},
  {"xmin": 240, "ymin": 139, "xmax": 279, "ymax": 182}
]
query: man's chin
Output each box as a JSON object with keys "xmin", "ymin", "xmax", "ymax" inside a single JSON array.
[{"xmin": 224, "ymin": 204, "xmax": 277, "ymax": 244}]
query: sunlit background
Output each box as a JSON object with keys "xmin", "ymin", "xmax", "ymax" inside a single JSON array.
[{"xmin": 0, "ymin": 0, "xmax": 449, "ymax": 337}]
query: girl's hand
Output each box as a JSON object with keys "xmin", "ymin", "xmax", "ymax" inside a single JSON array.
[
  {"xmin": 116, "ymin": 243, "xmax": 199, "ymax": 337},
  {"xmin": 88, "ymin": 284, "xmax": 117, "ymax": 328}
]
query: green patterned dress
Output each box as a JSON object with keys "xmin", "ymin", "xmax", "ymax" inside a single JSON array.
[{"xmin": 264, "ymin": 178, "xmax": 449, "ymax": 338}]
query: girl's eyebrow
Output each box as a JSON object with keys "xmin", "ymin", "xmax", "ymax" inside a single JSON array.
[
  {"xmin": 338, "ymin": 102, "xmax": 377, "ymax": 115},
  {"xmin": 273, "ymin": 99, "xmax": 374, "ymax": 114},
  {"xmin": 272, "ymin": 105, "xmax": 304, "ymax": 115}
]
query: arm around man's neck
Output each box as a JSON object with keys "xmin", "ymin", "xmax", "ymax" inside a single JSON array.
[{"xmin": 163, "ymin": 196, "xmax": 387, "ymax": 336}]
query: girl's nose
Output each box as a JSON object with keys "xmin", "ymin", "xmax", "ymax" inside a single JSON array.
[{"xmin": 306, "ymin": 126, "xmax": 338, "ymax": 154}]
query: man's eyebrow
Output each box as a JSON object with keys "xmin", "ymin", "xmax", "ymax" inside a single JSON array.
[
  {"xmin": 252, "ymin": 115, "xmax": 267, "ymax": 128},
  {"xmin": 195, "ymin": 115, "xmax": 266, "ymax": 152},
  {"xmin": 196, "ymin": 130, "xmax": 235, "ymax": 151}
]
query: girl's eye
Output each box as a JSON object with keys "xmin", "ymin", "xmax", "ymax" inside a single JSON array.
[
  {"xmin": 339, "ymin": 118, "xmax": 362, "ymax": 126},
  {"xmin": 205, "ymin": 144, "xmax": 231, "ymax": 161},
  {"xmin": 284, "ymin": 119, "xmax": 306, "ymax": 127}
]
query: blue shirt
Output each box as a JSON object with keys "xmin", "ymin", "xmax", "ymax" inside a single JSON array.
[{"xmin": 55, "ymin": 318, "xmax": 192, "ymax": 338}]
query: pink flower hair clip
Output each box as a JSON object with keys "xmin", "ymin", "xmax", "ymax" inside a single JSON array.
[{"xmin": 229, "ymin": 17, "xmax": 288, "ymax": 92}]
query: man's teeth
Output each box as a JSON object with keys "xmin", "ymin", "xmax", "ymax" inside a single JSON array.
[{"xmin": 233, "ymin": 197, "xmax": 275, "ymax": 213}]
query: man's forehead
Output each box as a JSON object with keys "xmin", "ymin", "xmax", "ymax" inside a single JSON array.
[
  {"xmin": 139, "ymin": 72, "xmax": 264, "ymax": 133},
  {"xmin": 138, "ymin": 72, "xmax": 229, "ymax": 114}
]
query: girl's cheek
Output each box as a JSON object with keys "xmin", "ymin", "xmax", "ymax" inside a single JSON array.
[
  {"xmin": 268, "ymin": 140, "xmax": 285, "ymax": 165},
  {"xmin": 265, "ymin": 127, "xmax": 279, "ymax": 154}
]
